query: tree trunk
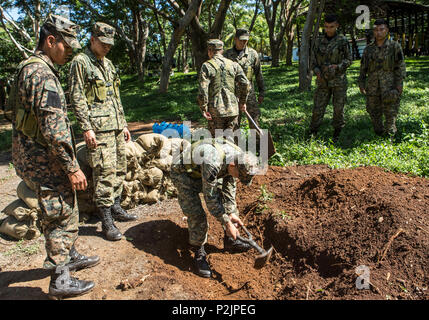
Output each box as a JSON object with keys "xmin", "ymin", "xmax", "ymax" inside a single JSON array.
[
  {"xmin": 286, "ymin": 31, "xmax": 294, "ymax": 65},
  {"xmin": 159, "ymin": 0, "xmax": 202, "ymax": 93},
  {"xmin": 299, "ymin": 0, "xmax": 319, "ymax": 91},
  {"xmin": 271, "ymin": 41, "xmax": 281, "ymax": 67}
]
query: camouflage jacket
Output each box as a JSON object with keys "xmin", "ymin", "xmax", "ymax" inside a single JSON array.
[
  {"xmin": 358, "ymin": 38, "xmax": 406, "ymax": 90},
  {"xmin": 198, "ymin": 54, "xmax": 249, "ymax": 117},
  {"xmin": 224, "ymin": 46, "xmax": 265, "ymax": 97},
  {"xmin": 311, "ymin": 33, "xmax": 352, "ymax": 86},
  {"xmin": 68, "ymin": 47, "xmax": 126, "ymax": 133},
  {"xmin": 11, "ymin": 51, "xmax": 80, "ymax": 187},
  {"xmin": 172, "ymin": 138, "xmax": 243, "ymax": 225}
]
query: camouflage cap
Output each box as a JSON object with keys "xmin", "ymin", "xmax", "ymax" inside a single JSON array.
[
  {"xmin": 93, "ymin": 22, "xmax": 115, "ymax": 45},
  {"xmin": 235, "ymin": 28, "xmax": 250, "ymax": 40},
  {"xmin": 44, "ymin": 14, "xmax": 81, "ymax": 49},
  {"xmin": 236, "ymin": 152, "xmax": 260, "ymax": 186},
  {"xmin": 207, "ymin": 39, "xmax": 223, "ymax": 50}
]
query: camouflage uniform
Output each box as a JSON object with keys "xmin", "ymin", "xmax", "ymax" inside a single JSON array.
[
  {"xmin": 358, "ymin": 38, "xmax": 406, "ymax": 136},
  {"xmin": 310, "ymin": 32, "xmax": 352, "ymax": 133},
  {"xmin": 10, "ymin": 17, "xmax": 82, "ymax": 269},
  {"xmin": 171, "ymin": 138, "xmax": 257, "ymax": 246},
  {"xmin": 198, "ymin": 40, "xmax": 249, "ymax": 141},
  {"xmin": 69, "ymin": 23, "xmax": 127, "ymax": 208},
  {"xmin": 224, "ymin": 44, "xmax": 265, "ymax": 125}
]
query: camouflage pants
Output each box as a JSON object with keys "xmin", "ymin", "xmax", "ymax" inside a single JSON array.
[
  {"xmin": 366, "ymin": 95, "xmax": 400, "ymax": 136},
  {"xmin": 170, "ymin": 170, "xmax": 238, "ymax": 247},
  {"xmin": 310, "ymin": 83, "xmax": 347, "ymax": 131},
  {"xmin": 38, "ymin": 182, "xmax": 79, "ymax": 269},
  {"xmin": 87, "ymin": 129, "xmax": 127, "ymax": 207},
  {"xmin": 208, "ymin": 116, "xmax": 239, "ymax": 143}
]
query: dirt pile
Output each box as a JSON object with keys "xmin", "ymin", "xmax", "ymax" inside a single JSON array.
[{"xmin": 236, "ymin": 166, "xmax": 429, "ymax": 300}]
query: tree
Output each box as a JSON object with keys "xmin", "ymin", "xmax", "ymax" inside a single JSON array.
[
  {"xmin": 263, "ymin": 0, "xmax": 303, "ymax": 67},
  {"xmin": 298, "ymin": 0, "xmax": 325, "ymax": 90},
  {"xmin": 0, "ymin": 0, "xmax": 48, "ymax": 59},
  {"xmin": 75, "ymin": 0, "xmax": 150, "ymax": 82}
]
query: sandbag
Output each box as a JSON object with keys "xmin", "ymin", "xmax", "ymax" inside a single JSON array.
[
  {"xmin": 17, "ymin": 180, "xmax": 39, "ymax": 210},
  {"xmin": 138, "ymin": 167, "xmax": 163, "ymax": 187},
  {"xmin": 143, "ymin": 189, "xmax": 161, "ymax": 204},
  {"xmin": 121, "ymin": 196, "xmax": 133, "ymax": 209},
  {"xmin": 134, "ymin": 142, "xmax": 148, "ymax": 159},
  {"xmin": 0, "ymin": 215, "xmax": 40, "ymax": 240},
  {"xmin": 2, "ymin": 199, "xmax": 37, "ymax": 221},
  {"xmin": 161, "ymin": 175, "xmax": 177, "ymax": 197},
  {"xmin": 125, "ymin": 140, "xmax": 140, "ymax": 160},
  {"xmin": 149, "ymin": 155, "xmax": 173, "ymax": 172},
  {"xmin": 170, "ymin": 138, "xmax": 190, "ymax": 156},
  {"xmin": 136, "ymin": 133, "xmax": 167, "ymax": 156}
]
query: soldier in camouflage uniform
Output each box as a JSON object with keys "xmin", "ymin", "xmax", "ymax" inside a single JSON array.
[
  {"xmin": 69, "ymin": 22, "xmax": 137, "ymax": 242},
  {"xmin": 310, "ymin": 14, "xmax": 352, "ymax": 142},
  {"xmin": 359, "ymin": 19, "xmax": 406, "ymax": 140},
  {"xmin": 9, "ymin": 14, "xmax": 98, "ymax": 299},
  {"xmin": 198, "ymin": 39, "xmax": 249, "ymax": 142},
  {"xmin": 224, "ymin": 29, "xmax": 265, "ymax": 126},
  {"xmin": 170, "ymin": 137, "xmax": 260, "ymax": 278}
]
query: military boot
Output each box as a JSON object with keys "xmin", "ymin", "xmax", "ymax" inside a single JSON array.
[
  {"xmin": 67, "ymin": 246, "xmax": 100, "ymax": 271},
  {"xmin": 223, "ymin": 232, "xmax": 252, "ymax": 253},
  {"xmin": 48, "ymin": 265, "xmax": 94, "ymax": 300},
  {"xmin": 111, "ymin": 197, "xmax": 137, "ymax": 221},
  {"xmin": 193, "ymin": 245, "xmax": 211, "ymax": 278},
  {"xmin": 98, "ymin": 206, "xmax": 122, "ymax": 241}
]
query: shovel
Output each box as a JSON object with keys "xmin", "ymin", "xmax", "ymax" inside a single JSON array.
[
  {"xmin": 244, "ymin": 110, "xmax": 276, "ymax": 159},
  {"xmin": 236, "ymin": 225, "xmax": 273, "ymax": 269}
]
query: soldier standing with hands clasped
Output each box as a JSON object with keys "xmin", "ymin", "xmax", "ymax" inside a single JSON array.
[
  {"xmin": 69, "ymin": 22, "xmax": 137, "ymax": 242},
  {"xmin": 359, "ymin": 19, "xmax": 406, "ymax": 141},
  {"xmin": 9, "ymin": 14, "xmax": 99, "ymax": 299},
  {"xmin": 310, "ymin": 14, "xmax": 352, "ymax": 142}
]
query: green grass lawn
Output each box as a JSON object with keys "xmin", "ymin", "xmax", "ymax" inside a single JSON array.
[{"xmin": 1, "ymin": 57, "xmax": 428, "ymax": 177}]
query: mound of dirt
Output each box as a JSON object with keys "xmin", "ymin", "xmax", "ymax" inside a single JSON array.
[{"xmin": 236, "ymin": 166, "xmax": 429, "ymax": 300}]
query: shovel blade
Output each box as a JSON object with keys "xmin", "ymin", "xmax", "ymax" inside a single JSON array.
[{"xmin": 253, "ymin": 246, "xmax": 273, "ymax": 269}]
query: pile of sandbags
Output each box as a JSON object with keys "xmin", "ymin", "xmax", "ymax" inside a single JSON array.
[
  {"xmin": 75, "ymin": 133, "xmax": 188, "ymax": 211},
  {"xmin": 0, "ymin": 181, "xmax": 41, "ymax": 240},
  {"xmin": 121, "ymin": 133, "xmax": 189, "ymax": 209}
]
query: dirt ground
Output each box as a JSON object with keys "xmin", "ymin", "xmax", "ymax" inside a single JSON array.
[{"xmin": 0, "ymin": 149, "xmax": 428, "ymax": 300}]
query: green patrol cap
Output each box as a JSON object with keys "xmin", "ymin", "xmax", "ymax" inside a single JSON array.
[
  {"xmin": 236, "ymin": 152, "xmax": 260, "ymax": 186},
  {"xmin": 44, "ymin": 14, "xmax": 81, "ymax": 49},
  {"xmin": 235, "ymin": 28, "xmax": 250, "ymax": 40},
  {"xmin": 93, "ymin": 22, "xmax": 115, "ymax": 45},
  {"xmin": 207, "ymin": 39, "xmax": 223, "ymax": 50}
]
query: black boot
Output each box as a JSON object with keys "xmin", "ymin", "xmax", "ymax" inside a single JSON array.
[
  {"xmin": 333, "ymin": 128, "xmax": 341, "ymax": 142},
  {"xmin": 224, "ymin": 233, "xmax": 252, "ymax": 253},
  {"xmin": 67, "ymin": 246, "xmax": 100, "ymax": 271},
  {"xmin": 111, "ymin": 197, "xmax": 137, "ymax": 221},
  {"xmin": 99, "ymin": 206, "xmax": 122, "ymax": 241},
  {"xmin": 193, "ymin": 245, "xmax": 211, "ymax": 278},
  {"xmin": 48, "ymin": 265, "xmax": 94, "ymax": 300}
]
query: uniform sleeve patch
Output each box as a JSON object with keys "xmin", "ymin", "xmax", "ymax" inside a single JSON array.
[{"xmin": 46, "ymin": 91, "xmax": 62, "ymax": 109}]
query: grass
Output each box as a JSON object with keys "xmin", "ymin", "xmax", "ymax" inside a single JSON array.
[
  {"xmin": 261, "ymin": 57, "xmax": 429, "ymax": 177},
  {"xmin": 1, "ymin": 56, "xmax": 428, "ymax": 178},
  {"xmin": 2, "ymin": 239, "xmax": 40, "ymax": 256}
]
